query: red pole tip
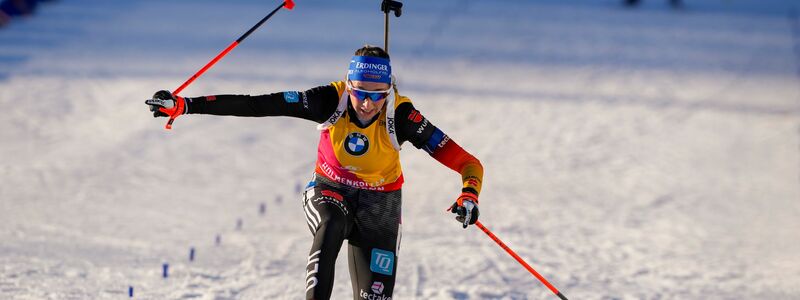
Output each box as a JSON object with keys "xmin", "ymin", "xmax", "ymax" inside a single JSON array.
[{"xmin": 284, "ymin": 0, "xmax": 295, "ymax": 10}]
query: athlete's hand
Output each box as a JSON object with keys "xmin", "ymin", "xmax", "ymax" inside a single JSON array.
[
  {"xmin": 449, "ymin": 192, "xmax": 479, "ymax": 228},
  {"xmin": 145, "ymin": 90, "xmax": 185, "ymax": 118}
]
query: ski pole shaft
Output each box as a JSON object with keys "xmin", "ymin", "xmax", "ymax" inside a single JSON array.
[
  {"xmin": 165, "ymin": 0, "xmax": 295, "ymax": 130},
  {"xmin": 475, "ymin": 221, "xmax": 568, "ymax": 300},
  {"xmin": 383, "ymin": 11, "xmax": 389, "ymax": 52},
  {"xmin": 380, "ymin": 0, "xmax": 402, "ymax": 53}
]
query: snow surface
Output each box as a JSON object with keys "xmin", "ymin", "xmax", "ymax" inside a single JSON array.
[{"xmin": 1, "ymin": 0, "xmax": 799, "ymax": 299}]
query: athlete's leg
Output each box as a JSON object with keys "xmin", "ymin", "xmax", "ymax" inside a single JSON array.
[
  {"xmin": 303, "ymin": 179, "xmax": 354, "ymax": 300},
  {"xmin": 347, "ymin": 189, "xmax": 402, "ymax": 299}
]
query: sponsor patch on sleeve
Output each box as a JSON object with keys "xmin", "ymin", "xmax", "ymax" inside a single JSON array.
[
  {"xmin": 407, "ymin": 109, "xmax": 423, "ymax": 123},
  {"xmin": 423, "ymin": 128, "xmax": 448, "ymax": 154},
  {"xmin": 284, "ymin": 91, "xmax": 300, "ymax": 103}
]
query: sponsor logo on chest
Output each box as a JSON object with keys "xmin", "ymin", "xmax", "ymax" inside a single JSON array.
[{"xmin": 344, "ymin": 132, "xmax": 370, "ymax": 156}]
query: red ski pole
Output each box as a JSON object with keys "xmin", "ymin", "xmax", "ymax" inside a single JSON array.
[
  {"xmin": 475, "ymin": 221, "xmax": 569, "ymax": 300},
  {"xmin": 164, "ymin": 0, "xmax": 295, "ymax": 130}
]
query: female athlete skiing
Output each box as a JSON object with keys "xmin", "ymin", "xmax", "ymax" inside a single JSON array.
[{"xmin": 145, "ymin": 45, "xmax": 483, "ymax": 300}]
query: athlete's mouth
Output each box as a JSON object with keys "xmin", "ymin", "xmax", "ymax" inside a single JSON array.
[{"xmin": 359, "ymin": 107, "xmax": 375, "ymax": 115}]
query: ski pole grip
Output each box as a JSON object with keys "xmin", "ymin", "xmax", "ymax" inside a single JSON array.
[
  {"xmin": 381, "ymin": 0, "xmax": 402, "ymax": 17},
  {"xmin": 284, "ymin": 0, "xmax": 295, "ymax": 10}
]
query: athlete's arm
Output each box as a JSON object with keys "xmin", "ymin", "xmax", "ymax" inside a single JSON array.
[
  {"xmin": 183, "ymin": 85, "xmax": 340, "ymax": 123},
  {"xmin": 395, "ymin": 102, "xmax": 484, "ymax": 196}
]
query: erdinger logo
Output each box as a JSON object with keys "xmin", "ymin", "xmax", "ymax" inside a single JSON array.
[
  {"xmin": 355, "ymin": 62, "xmax": 389, "ymax": 72},
  {"xmin": 345, "ymin": 132, "xmax": 369, "ymax": 156}
]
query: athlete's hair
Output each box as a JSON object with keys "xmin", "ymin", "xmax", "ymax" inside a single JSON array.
[{"xmin": 354, "ymin": 45, "xmax": 390, "ymax": 60}]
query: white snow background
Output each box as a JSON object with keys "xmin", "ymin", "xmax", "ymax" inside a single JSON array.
[{"xmin": 1, "ymin": 0, "xmax": 799, "ymax": 299}]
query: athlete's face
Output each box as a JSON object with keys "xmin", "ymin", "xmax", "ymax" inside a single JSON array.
[{"xmin": 348, "ymin": 80, "xmax": 390, "ymax": 123}]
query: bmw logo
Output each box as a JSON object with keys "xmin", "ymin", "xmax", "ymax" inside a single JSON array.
[{"xmin": 344, "ymin": 132, "xmax": 369, "ymax": 156}]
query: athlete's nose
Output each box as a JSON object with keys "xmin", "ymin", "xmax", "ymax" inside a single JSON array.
[{"xmin": 362, "ymin": 98, "xmax": 374, "ymax": 110}]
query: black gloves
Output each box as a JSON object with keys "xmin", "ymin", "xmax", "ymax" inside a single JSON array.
[
  {"xmin": 450, "ymin": 192, "xmax": 479, "ymax": 228},
  {"xmin": 145, "ymin": 90, "xmax": 184, "ymax": 118}
]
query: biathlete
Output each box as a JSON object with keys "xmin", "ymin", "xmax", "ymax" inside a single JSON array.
[{"xmin": 145, "ymin": 45, "xmax": 484, "ymax": 300}]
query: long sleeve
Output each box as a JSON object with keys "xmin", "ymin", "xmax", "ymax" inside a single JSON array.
[
  {"xmin": 184, "ymin": 84, "xmax": 340, "ymax": 123},
  {"xmin": 395, "ymin": 102, "xmax": 484, "ymax": 196}
]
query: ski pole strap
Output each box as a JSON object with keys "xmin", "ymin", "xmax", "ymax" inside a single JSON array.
[
  {"xmin": 164, "ymin": 96, "xmax": 186, "ymax": 130},
  {"xmin": 475, "ymin": 221, "xmax": 568, "ymax": 300}
]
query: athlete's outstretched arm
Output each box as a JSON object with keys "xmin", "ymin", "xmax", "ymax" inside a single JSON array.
[
  {"xmin": 145, "ymin": 84, "xmax": 340, "ymax": 124},
  {"xmin": 185, "ymin": 85, "xmax": 340, "ymax": 123}
]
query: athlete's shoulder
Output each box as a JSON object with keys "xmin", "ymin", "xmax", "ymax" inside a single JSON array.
[
  {"xmin": 300, "ymin": 83, "xmax": 343, "ymax": 123},
  {"xmin": 394, "ymin": 101, "xmax": 415, "ymax": 120},
  {"xmin": 330, "ymin": 81, "xmax": 346, "ymax": 94},
  {"xmin": 394, "ymin": 100, "xmax": 435, "ymax": 142},
  {"xmin": 395, "ymin": 92, "xmax": 412, "ymax": 106}
]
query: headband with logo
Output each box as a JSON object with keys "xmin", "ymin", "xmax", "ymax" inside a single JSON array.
[{"xmin": 347, "ymin": 56, "xmax": 392, "ymax": 84}]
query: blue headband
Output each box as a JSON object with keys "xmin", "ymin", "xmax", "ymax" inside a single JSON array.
[{"xmin": 347, "ymin": 56, "xmax": 392, "ymax": 84}]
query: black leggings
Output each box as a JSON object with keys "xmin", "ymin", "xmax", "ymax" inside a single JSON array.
[{"xmin": 302, "ymin": 174, "xmax": 402, "ymax": 300}]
